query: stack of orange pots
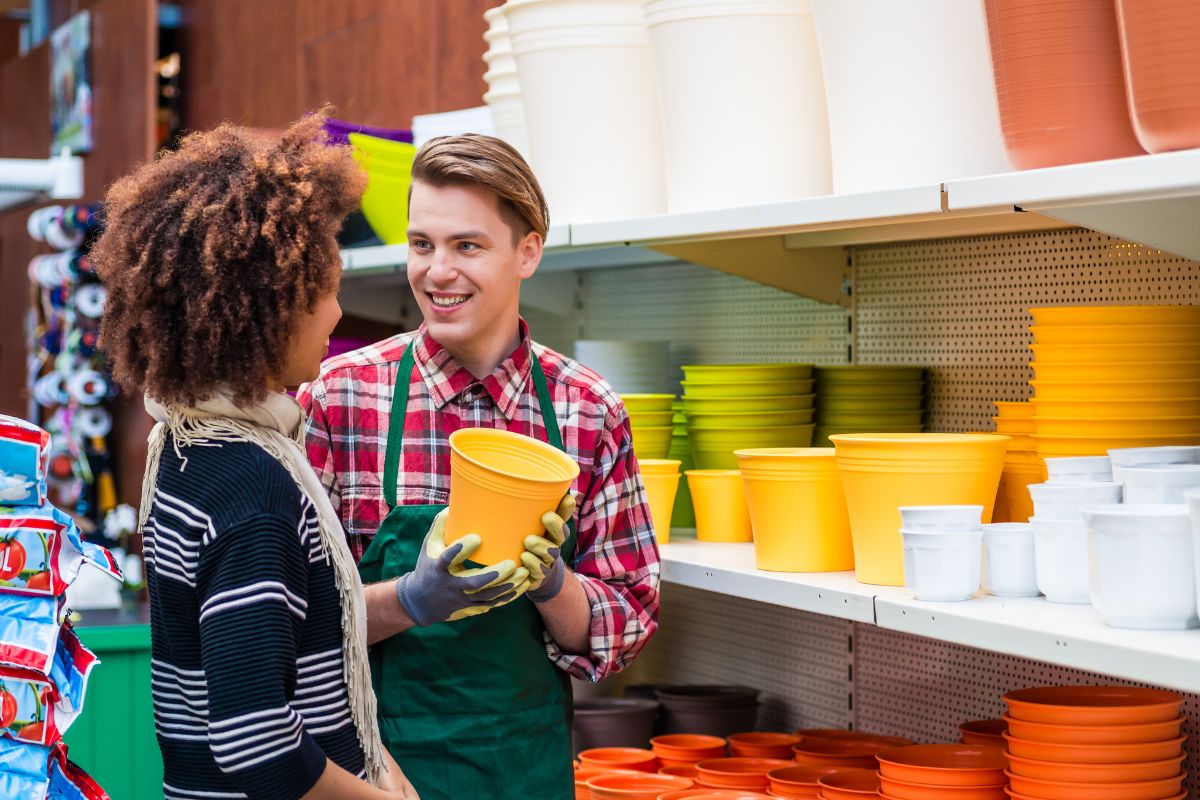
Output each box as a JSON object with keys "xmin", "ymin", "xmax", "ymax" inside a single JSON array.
[
  {"xmin": 817, "ymin": 770, "xmax": 881, "ymax": 800},
  {"xmin": 694, "ymin": 758, "xmax": 795, "ymax": 793},
  {"xmin": 1002, "ymin": 686, "xmax": 1187, "ymax": 799},
  {"xmin": 652, "ymin": 735, "xmax": 729, "ymax": 770},
  {"xmin": 876, "ymin": 744, "xmax": 1009, "ymax": 800},
  {"xmin": 1115, "ymin": 0, "xmax": 1200, "ymax": 153}
]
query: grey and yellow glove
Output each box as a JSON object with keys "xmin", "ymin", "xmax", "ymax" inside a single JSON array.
[
  {"xmin": 522, "ymin": 494, "xmax": 577, "ymax": 603},
  {"xmin": 396, "ymin": 508, "xmax": 531, "ymax": 626}
]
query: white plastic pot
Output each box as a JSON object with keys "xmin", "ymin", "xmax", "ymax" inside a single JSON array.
[
  {"xmin": 901, "ymin": 529, "xmax": 983, "ymax": 602},
  {"xmin": 1122, "ymin": 465, "xmax": 1200, "ymax": 505},
  {"xmin": 1082, "ymin": 504, "xmax": 1198, "ymax": 630},
  {"xmin": 484, "ymin": 89, "xmax": 531, "ymax": 162},
  {"xmin": 1027, "ymin": 481, "xmax": 1123, "ymax": 522},
  {"xmin": 810, "ymin": 0, "xmax": 1010, "ymax": 194},
  {"xmin": 1109, "ymin": 446, "xmax": 1200, "ymax": 487},
  {"xmin": 1045, "ymin": 456, "xmax": 1112, "ymax": 484},
  {"xmin": 1030, "ymin": 517, "xmax": 1091, "ymax": 604},
  {"xmin": 983, "ymin": 523, "xmax": 1038, "ymax": 598},
  {"xmin": 642, "ymin": 0, "xmax": 831, "ymax": 212},
  {"xmin": 899, "ymin": 505, "xmax": 984, "ymax": 532},
  {"xmin": 506, "ymin": 0, "xmax": 666, "ymax": 223}
]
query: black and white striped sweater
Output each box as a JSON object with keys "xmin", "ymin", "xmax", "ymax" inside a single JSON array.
[{"xmin": 144, "ymin": 436, "xmax": 365, "ymax": 800}]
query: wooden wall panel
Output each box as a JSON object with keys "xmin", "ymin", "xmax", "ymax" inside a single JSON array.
[{"xmin": 184, "ymin": 0, "xmax": 495, "ymax": 131}]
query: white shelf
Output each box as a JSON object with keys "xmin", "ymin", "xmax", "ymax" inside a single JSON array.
[{"xmin": 0, "ymin": 151, "xmax": 83, "ymax": 212}]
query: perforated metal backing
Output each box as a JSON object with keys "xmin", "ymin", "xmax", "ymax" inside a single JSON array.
[
  {"xmin": 599, "ymin": 584, "xmax": 854, "ymax": 732},
  {"xmin": 579, "ymin": 261, "xmax": 851, "ymax": 382},
  {"xmin": 853, "ymin": 624, "xmax": 1200, "ymax": 795},
  {"xmin": 854, "ymin": 229, "xmax": 1200, "ymax": 431}
]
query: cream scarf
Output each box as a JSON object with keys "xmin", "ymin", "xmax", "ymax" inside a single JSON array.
[{"xmin": 140, "ymin": 390, "xmax": 386, "ymax": 787}]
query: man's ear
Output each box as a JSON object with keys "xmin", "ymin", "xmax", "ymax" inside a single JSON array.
[{"xmin": 517, "ymin": 230, "xmax": 544, "ymax": 280}]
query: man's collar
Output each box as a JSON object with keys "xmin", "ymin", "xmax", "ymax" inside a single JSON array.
[{"xmin": 412, "ymin": 320, "xmax": 533, "ymax": 420}]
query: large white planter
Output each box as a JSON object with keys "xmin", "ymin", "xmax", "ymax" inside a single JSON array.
[
  {"xmin": 506, "ymin": 0, "xmax": 666, "ymax": 223},
  {"xmin": 811, "ymin": 0, "xmax": 1011, "ymax": 194},
  {"xmin": 643, "ymin": 0, "xmax": 832, "ymax": 212}
]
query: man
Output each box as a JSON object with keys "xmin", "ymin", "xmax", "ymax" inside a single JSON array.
[{"xmin": 298, "ymin": 134, "xmax": 661, "ymax": 800}]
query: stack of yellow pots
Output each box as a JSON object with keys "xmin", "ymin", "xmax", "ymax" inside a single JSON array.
[
  {"xmin": 622, "ymin": 394, "xmax": 676, "ymax": 461},
  {"xmin": 813, "ymin": 366, "xmax": 927, "ymax": 446},
  {"xmin": 1028, "ymin": 306, "xmax": 1200, "ymax": 458},
  {"xmin": 992, "ymin": 401, "xmax": 1043, "ymax": 523},
  {"xmin": 680, "ymin": 364, "xmax": 816, "ymax": 469},
  {"xmin": 667, "ymin": 401, "xmax": 696, "ymax": 528},
  {"xmin": 638, "ymin": 459, "xmax": 682, "ymax": 544}
]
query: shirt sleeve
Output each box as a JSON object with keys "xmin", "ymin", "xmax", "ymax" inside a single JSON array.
[
  {"xmin": 546, "ymin": 407, "xmax": 661, "ymax": 682},
  {"xmin": 195, "ymin": 512, "xmax": 328, "ymax": 800},
  {"xmin": 297, "ymin": 379, "xmax": 343, "ymax": 519}
]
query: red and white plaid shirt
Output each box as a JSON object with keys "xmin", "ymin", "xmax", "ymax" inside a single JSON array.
[{"xmin": 296, "ymin": 321, "xmax": 660, "ymax": 681}]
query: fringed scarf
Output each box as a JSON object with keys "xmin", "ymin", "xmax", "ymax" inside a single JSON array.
[{"xmin": 139, "ymin": 390, "xmax": 387, "ymax": 787}]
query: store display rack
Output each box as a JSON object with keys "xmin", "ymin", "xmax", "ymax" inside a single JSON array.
[{"xmin": 0, "ymin": 150, "xmax": 84, "ymax": 212}]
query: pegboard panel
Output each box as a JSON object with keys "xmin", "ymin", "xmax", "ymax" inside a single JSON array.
[
  {"xmin": 579, "ymin": 261, "xmax": 851, "ymax": 380},
  {"xmin": 853, "ymin": 624, "xmax": 1200, "ymax": 795},
  {"xmin": 603, "ymin": 584, "xmax": 854, "ymax": 732},
  {"xmin": 853, "ymin": 229, "xmax": 1200, "ymax": 432}
]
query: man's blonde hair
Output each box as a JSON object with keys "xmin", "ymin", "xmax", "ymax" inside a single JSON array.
[{"xmin": 410, "ymin": 134, "xmax": 550, "ymax": 243}]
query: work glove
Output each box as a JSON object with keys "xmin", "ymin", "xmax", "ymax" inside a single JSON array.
[
  {"xmin": 395, "ymin": 509, "xmax": 531, "ymax": 626},
  {"xmin": 522, "ymin": 493, "xmax": 577, "ymax": 603}
]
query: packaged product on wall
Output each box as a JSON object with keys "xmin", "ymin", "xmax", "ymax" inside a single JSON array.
[
  {"xmin": 0, "ymin": 737, "xmax": 52, "ymax": 798},
  {"xmin": 48, "ymin": 742, "xmax": 108, "ymax": 800},
  {"xmin": 0, "ymin": 505, "xmax": 122, "ymax": 598},
  {"xmin": 0, "ymin": 418, "xmax": 51, "ymax": 509},
  {"xmin": 0, "ymin": 594, "xmax": 62, "ymax": 673},
  {"xmin": 0, "ymin": 625, "xmax": 100, "ymax": 745}
]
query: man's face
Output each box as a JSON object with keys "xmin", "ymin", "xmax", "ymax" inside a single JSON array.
[{"xmin": 406, "ymin": 181, "xmax": 540, "ymax": 354}]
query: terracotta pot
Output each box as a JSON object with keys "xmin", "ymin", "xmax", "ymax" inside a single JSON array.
[
  {"xmin": 984, "ymin": 0, "xmax": 1144, "ymax": 168},
  {"xmin": 573, "ymin": 699, "xmax": 661, "ymax": 756},
  {"xmin": 728, "ymin": 732, "xmax": 804, "ymax": 759},
  {"xmin": 1115, "ymin": 0, "xmax": 1200, "ymax": 151}
]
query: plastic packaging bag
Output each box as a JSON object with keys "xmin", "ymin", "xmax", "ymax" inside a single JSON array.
[
  {"xmin": 0, "ymin": 506, "xmax": 122, "ymax": 598},
  {"xmin": 0, "ymin": 417, "xmax": 50, "ymax": 509},
  {"xmin": 0, "ymin": 737, "xmax": 52, "ymax": 799},
  {"xmin": 48, "ymin": 743, "xmax": 109, "ymax": 800},
  {"xmin": 0, "ymin": 594, "xmax": 61, "ymax": 673},
  {"xmin": 0, "ymin": 625, "xmax": 100, "ymax": 744}
]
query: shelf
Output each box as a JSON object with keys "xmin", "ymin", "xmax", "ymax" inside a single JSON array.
[
  {"xmin": 0, "ymin": 151, "xmax": 84, "ymax": 212},
  {"xmin": 659, "ymin": 541, "xmax": 900, "ymax": 624}
]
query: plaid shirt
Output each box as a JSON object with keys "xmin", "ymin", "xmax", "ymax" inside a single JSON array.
[{"xmin": 296, "ymin": 321, "xmax": 660, "ymax": 681}]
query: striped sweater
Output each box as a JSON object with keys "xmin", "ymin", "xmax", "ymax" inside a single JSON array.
[{"xmin": 144, "ymin": 436, "xmax": 365, "ymax": 800}]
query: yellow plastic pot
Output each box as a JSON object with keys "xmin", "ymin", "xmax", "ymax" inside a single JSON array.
[
  {"xmin": 1033, "ymin": 416, "xmax": 1200, "ymax": 437},
  {"xmin": 1003, "ymin": 433, "xmax": 1035, "ymax": 451},
  {"xmin": 1030, "ymin": 360, "xmax": 1200, "ymax": 383},
  {"xmin": 691, "ymin": 445, "xmax": 740, "ymax": 470},
  {"xmin": 681, "ymin": 379, "xmax": 815, "ymax": 399},
  {"xmin": 813, "ymin": 424, "xmax": 923, "ymax": 447},
  {"xmin": 814, "ymin": 366, "xmax": 926, "ymax": 384},
  {"xmin": 687, "ymin": 425, "xmax": 815, "ymax": 449},
  {"xmin": 632, "ymin": 426, "xmax": 673, "ymax": 461},
  {"xmin": 993, "ymin": 417, "xmax": 1035, "ymax": 435},
  {"xmin": 686, "ymin": 409, "xmax": 815, "ymax": 429},
  {"xmin": 1029, "ymin": 305, "xmax": 1200, "ymax": 327},
  {"xmin": 994, "ymin": 401, "xmax": 1034, "ymax": 419},
  {"xmin": 829, "ymin": 433, "xmax": 1009, "ymax": 586},
  {"xmin": 639, "ymin": 458, "xmax": 681, "ymax": 475},
  {"xmin": 1031, "ymin": 397, "xmax": 1200, "ymax": 418},
  {"xmin": 446, "ymin": 428, "xmax": 580, "ymax": 565},
  {"xmin": 684, "ymin": 470, "xmax": 752, "ymax": 543},
  {"xmin": 629, "ymin": 411, "xmax": 674, "ymax": 428},
  {"xmin": 735, "ymin": 448, "xmax": 855, "ymax": 572},
  {"xmin": 1031, "ymin": 378, "xmax": 1200, "ymax": 401},
  {"xmin": 816, "ymin": 396, "xmax": 924, "ymax": 412},
  {"xmin": 1034, "ymin": 434, "xmax": 1200, "ymax": 457},
  {"xmin": 641, "ymin": 468, "xmax": 681, "ymax": 545},
  {"xmin": 1030, "ymin": 323, "xmax": 1200, "ymax": 345},
  {"xmin": 1030, "ymin": 342, "xmax": 1199, "ymax": 363},
  {"xmin": 816, "ymin": 411, "xmax": 924, "ymax": 427},
  {"xmin": 992, "ymin": 462, "xmax": 1045, "ymax": 523},
  {"xmin": 621, "ymin": 394, "xmax": 676, "ymax": 412},
  {"xmin": 349, "ymin": 132, "xmax": 415, "ymax": 246},
  {"xmin": 683, "ymin": 395, "xmax": 816, "ymax": 414},
  {"xmin": 815, "ymin": 380, "xmax": 925, "ymax": 399},
  {"xmin": 682, "ymin": 363, "xmax": 813, "ymax": 383}
]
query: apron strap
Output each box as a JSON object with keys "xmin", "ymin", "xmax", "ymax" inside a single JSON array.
[{"xmin": 382, "ymin": 338, "xmax": 565, "ymax": 510}]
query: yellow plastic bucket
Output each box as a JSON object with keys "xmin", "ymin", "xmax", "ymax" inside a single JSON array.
[
  {"xmin": 1029, "ymin": 305, "xmax": 1200, "ymax": 327},
  {"xmin": 684, "ymin": 470, "xmax": 752, "ymax": 543},
  {"xmin": 681, "ymin": 379, "xmax": 815, "ymax": 399},
  {"xmin": 349, "ymin": 133, "xmax": 415, "ymax": 246},
  {"xmin": 447, "ymin": 428, "xmax": 580, "ymax": 565},
  {"xmin": 1034, "ymin": 433, "xmax": 1200, "ymax": 457},
  {"xmin": 629, "ymin": 411, "xmax": 675, "ymax": 428},
  {"xmin": 735, "ymin": 448, "xmax": 855, "ymax": 572},
  {"xmin": 1031, "ymin": 397, "xmax": 1200, "ymax": 418},
  {"xmin": 632, "ymin": 426, "xmax": 673, "ymax": 461},
  {"xmin": 640, "ymin": 460, "xmax": 681, "ymax": 544},
  {"xmin": 993, "ymin": 416, "xmax": 1035, "ymax": 435},
  {"xmin": 621, "ymin": 394, "xmax": 677, "ymax": 412},
  {"xmin": 829, "ymin": 433, "xmax": 1008, "ymax": 586},
  {"xmin": 1030, "ymin": 342, "xmax": 1199, "ymax": 363},
  {"xmin": 992, "ymin": 462, "xmax": 1045, "ymax": 523},
  {"xmin": 1031, "ymin": 360, "xmax": 1200, "ymax": 383},
  {"xmin": 1029, "ymin": 323, "xmax": 1200, "ymax": 345},
  {"xmin": 994, "ymin": 401, "xmax": 1034, "ymax": 419},
  {"xmin": 1030, "ymin": 378, "xmax": 1200, "ymax": 401},
  {"xmin": 682, "ymin": 364, "xmax": 814, "ymax": 383}
]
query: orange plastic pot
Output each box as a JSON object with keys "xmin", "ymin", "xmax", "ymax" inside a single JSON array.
[
  {"xmin": 1003, "ymin": 686, "xmax": 1183, "ymax": 726},
  {"xmin": 876, "ymin": 745, "xmax": 1008, "ymax": 787},
  {"xmin": 793, "ymin": 738, "xmax": 907, "ymax": 771},
  {"xmin": 735, "ymin": 448, "xmax": 855, "ymax": 572},
  {"xmin": 1001, "ymin": 732, "xmax": 1185, "ymax": 763},
  {"xmin": 1006, "ymin": 752, "xmax": 1183, "ymax": 783},
  {"xmin": 587, "ymin": 772, "xmax": 693, "ymax": 799},
  {"xmin": 795, "ymin": 728, "xmax": 858, "ymax": 739},
  {"xmin": 640, "ymin": 460, "xmax": 682, "ymax": 545},
  {"xmin": 1000, "ymin": 712, "xmax": 1184, "ymax": 745},
  {"xmin": 1004, "ymin": 770, "xmax": 1185, "ymax": 800},
  {"xmin": 695, "ymin": 758, "xmax": 794, "ymax": 790},
  {"xmin": 580, "ymin": 748, "xmax": 661, "ymax": 773},
  {"xmin": 576, "ymin": 767, "xmax": 642, "ymax": 799},
  {"xmin": 983, "ymin": 0, "xmax": 1143, "ymax": 168},
  {"xmin": 1115, "ymin": 0, "xmax": 1200, "ymax": 152},
  {"xmin": 767, "ymin": 765, "xmax": 850, "ymax": 797},
  {"xmin": 877, "ymin": 774, "xmax": 1007, "ymax": 800},
  {"xmin": 446, "ymin": 428, "xmax": 579, "ymax": 564},
  {"xmin": 1005, "ymin": 791, "xmax": 1185, "ymax": 800},
  {"xmin": 686, "ymin": 471, "xmax": 753, "ymax": 543},
  {"xmin": 727, "ymin": 733, "xmax": 804, "ymax": 759},
  {"xmin": 829, "ymin": 434, "xmax": 1008, "ymax": 585},
  {"xmin": 958, "ymin": 720, "xmax": 1007, "ymax": 747},
  {"xmin": 992, "ymin": 463, "xmax": 1041, "ymax": 523},
  {"xmin": 651, "ymin": 735, "xmax": 729, "ymax": 766},
  {"xmin": 659, "ymin": 792, "xmax": 773, "ymax": 800},
  {"xmin": 818, "ymin": 769, "xmax": 881, "ymax": 798},
  {"xmin": 662, "ymin": 765, "xmax": 702, "ymax": 780}
]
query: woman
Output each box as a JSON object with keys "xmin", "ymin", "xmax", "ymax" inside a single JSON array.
[{"xmin": 91, "ymin": 113, "xmax": 417, "ymax": 800}]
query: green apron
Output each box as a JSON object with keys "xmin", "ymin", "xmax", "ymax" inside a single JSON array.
[{"xmin": 358, "ymin": 343, "xmax": 576, "ymax": 800}]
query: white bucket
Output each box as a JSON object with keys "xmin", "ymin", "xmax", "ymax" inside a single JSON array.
[
  {"xmin": 642, "ymin": 0, "xmax": 831, "ymax": 212},
  {"xmin": 484, "ymin": 65, "xmax": 521, "ymax": 97},
  {"xmin": 485, "ymin": 89, "xmax": 531, "ymax": 161},
  {"xmin": 811, "ymin": 0, "xmax": 1011, "ymax": 194},
  {"xmin": 506, "ymin": 0, "xmax": 666, "ymax": 223}
]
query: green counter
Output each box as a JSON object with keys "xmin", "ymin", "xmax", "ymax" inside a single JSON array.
[{"xmin": 66, "ymin": 607, "xmax": 162, "ymax": 800}]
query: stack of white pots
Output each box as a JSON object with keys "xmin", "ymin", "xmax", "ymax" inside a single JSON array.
[
  {"xmin": 482, "ymin": 5, "xmax": 530, "ymax": 159},
  {"xmin": 898, "ymin": 506, "xmax": 985, "ymax": 602}
]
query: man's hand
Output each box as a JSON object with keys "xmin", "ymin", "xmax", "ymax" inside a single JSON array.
[
  {"xmin": 522, "ymin": 494, "xmax": 576, "ymax": 603},
  {"xmin": 395, "ymin": 509, "xmax": 531, "ymax": 626}
]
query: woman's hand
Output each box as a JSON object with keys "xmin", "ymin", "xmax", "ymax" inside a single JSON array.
[{"xmin": 381, "ymin": 749, "xmax": 420, "ymax": 799}]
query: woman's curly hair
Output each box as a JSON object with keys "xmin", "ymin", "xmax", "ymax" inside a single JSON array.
[{"xmin": 91, "ymin": 111, "xmax": 366, "ymax": 406}]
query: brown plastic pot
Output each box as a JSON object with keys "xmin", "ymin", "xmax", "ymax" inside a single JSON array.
[
  {"xmin": 573, "ymin": 698, "xmax": 661, "ymax": 756},
  {"xmin": 655, "ymin": 686, "xmax": 761, "ymax": 737},
  {"xmin": 984, "ymin": 0, "xmax": 1144, "ymax": 168},
  {"xmin": 1115, "ymin": 0, "xmax": 1200, "ymax": 152}
]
